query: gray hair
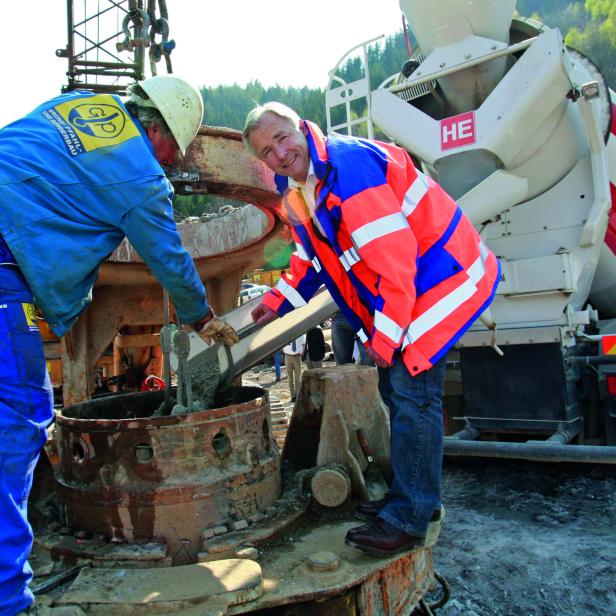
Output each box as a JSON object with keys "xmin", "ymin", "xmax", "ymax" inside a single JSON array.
[
  {"xmin": 124, "ymin": 84, "xmax": 172, "ymax": 139},
  {"xmin": 242, "ymin": 102, "xmax": 301, "ymax": 158}
]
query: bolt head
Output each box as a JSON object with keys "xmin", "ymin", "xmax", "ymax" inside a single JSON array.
[{"xmin": 306, "ymin": 551, "xmax": 340, "ymax": 572}]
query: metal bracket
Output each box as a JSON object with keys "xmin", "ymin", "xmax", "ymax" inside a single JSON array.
[{"xmin": 165, "ymin": 168, "xmax": 200, "ymax": 184}]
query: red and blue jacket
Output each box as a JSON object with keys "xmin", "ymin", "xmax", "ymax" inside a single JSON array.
[{"xmin": 262, "ymin": 121, "xmax": 500, "ymax": 376}]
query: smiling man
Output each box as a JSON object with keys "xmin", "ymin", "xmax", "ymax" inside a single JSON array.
[
  {"xmin": 247, "ymin": 109, "xmax": 311, "ymax": 182},
  {"xmin": 243, "ymin": 102, "xmax": 500, "ymax": 557}
]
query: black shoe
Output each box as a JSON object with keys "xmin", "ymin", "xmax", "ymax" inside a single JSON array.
[{"xmin": 345, "ymin": 518, "xmax": 424, "ymax": 556}]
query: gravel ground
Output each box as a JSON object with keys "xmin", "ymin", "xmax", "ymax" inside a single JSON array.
[
  {"xmin": 433, "ymin": 459, "xmax": 616, "ymax": 616},
  {"xmin": 244, "ymin": 360, "xmax": 616, "ymax": 616}
]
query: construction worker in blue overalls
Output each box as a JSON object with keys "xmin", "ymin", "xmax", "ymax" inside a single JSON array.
[{"xmin": 0, "ymin": 76, "xmax": 238, "ymax": 614}]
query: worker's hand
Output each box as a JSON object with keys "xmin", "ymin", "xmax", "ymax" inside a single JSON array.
[
  {"xmin": 194, "ymin": 310, "xmax": 239, "ymax": 347},
  {"xmin": 251, "ymin": 303, "xmax": 278, "ymax": 325},
  {"xmin": 367, "ymin": 346, "xmax": 392, "ymax": 369}
]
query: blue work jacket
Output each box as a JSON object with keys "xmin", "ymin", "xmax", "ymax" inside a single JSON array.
[{"xmin": 0, "ymin": 91, "xmax": 208, "ymax": 336}]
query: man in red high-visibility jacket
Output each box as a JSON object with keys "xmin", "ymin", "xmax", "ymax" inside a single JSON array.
[{"xmin": 243, "ymin": 102, "xmax": 500, "ymax": 556}]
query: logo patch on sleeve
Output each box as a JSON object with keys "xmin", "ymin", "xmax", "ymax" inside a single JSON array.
[{"xmin": 43, "ymin": 94, "xmax": 140, "ymax": 156}]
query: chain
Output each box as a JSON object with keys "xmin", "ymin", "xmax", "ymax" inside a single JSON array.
[
  {"xmin": 147, "ymin": 0, "xmax": 175, "ymax": 75},
  {"xmin": 116, "ymin": 1, "xmax": 175, "ymax": 76}
]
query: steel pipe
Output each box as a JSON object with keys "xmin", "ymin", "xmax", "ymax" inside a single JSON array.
[
  {"xmin": 448, "ymin": 426, "xmax": 481, "ymax": 441},
  {"xmin": 566, "ymin": 355, "xmax": 616, "ymax": 366},
  {"xmin": 545, "ymin": 429, "xmax": 576, "ymax": 444},
  {"xmin": 444, "ymin": 438, "xmax": 616, "ymax": 463}
]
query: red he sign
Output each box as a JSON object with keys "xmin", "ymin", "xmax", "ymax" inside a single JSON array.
[{"xmin": 441, "ymin": 111, "xmax": 476, "ymax": 150}]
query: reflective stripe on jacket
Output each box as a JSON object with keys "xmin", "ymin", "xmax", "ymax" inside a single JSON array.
[{"xmin": 262, "ymin": 121, "xmax": 500, "ymax": 376}]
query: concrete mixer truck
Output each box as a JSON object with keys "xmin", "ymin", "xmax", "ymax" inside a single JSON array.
[{"xmin": 325, "ymin": 0, "xmax": 616, "ymax": 462}]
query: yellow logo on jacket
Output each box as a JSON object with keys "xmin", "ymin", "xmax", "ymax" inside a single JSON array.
[
  {"xmin": 44, "ymin": 94, "xmax": 140, "ymax": 156},
  {"xmin": 22, "ymin": 303, "xmax": 39, "ymax": 332}
]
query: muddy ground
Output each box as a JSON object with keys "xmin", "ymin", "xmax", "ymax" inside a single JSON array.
[{"xmin": 250, "ymin": 360, "xmax": 616, "ymax": 616}]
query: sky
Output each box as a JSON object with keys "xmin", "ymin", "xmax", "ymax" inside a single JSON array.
[{"xmin": 2, "ymin": 1, "xmax": 404, "ymax": 128}]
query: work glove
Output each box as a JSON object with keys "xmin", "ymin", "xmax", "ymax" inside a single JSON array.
[
  {"xmin": 193, "ymin": 310, "xmax": 239, "ymax": 347},
  {"xmin": 251, "ymin": 303, "xmax": 278, "ymax": 325},
  {"xmin": 367, "ymin": 346, "xmax": 393, "ymax": 369}
]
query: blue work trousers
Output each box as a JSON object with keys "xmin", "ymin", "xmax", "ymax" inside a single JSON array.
[
  {"xmin": 0, "ymin": 267, "xmax": 53, "ymax": 615},
  {"xmin": 377, "ymin": 355, "xmax": 446, "ymax": 537}
]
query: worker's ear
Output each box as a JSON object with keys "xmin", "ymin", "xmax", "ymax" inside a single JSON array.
[
  {"xmin": 301, "ymin": 121, "xmax": 308, "ymax": 136},
  {"xmin": 145, "ymin": 123, "xmax": 160, "ymax": 141}
]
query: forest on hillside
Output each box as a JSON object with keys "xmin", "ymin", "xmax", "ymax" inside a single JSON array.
[
  {"xmin": 518, "ymin": 0, "xmax": 615, "ymax": 85},
  {"xmin": 175, "ymin": 0, "xmax": 615, "ymax": 222}
]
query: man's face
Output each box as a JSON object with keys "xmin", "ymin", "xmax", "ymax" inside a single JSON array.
[
  {"xmin": 249, "ymin": 113, "xmax": 310, "ymax": 183},
  {"xmin": 147, "ymin": 124, "xmax": 178, "ymax": 166}
]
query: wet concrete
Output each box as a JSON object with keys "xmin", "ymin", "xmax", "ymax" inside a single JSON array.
[{"xmin": 187, "ymin": 345, "xmax": 221, "ymax": 412}]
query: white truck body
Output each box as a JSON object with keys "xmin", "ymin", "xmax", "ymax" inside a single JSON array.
[{"xmin": 325, "ymin": 0, "xmax": 616, "ymax": 450}]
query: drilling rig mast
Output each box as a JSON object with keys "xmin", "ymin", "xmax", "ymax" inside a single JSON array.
[{"xmin": 56, "ymin": 0, "xmax": 174, "ymax": 95}]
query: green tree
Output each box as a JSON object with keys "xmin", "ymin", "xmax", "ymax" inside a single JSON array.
[
  {"xmin": 565, "ymin": 0, "xmax": 616, "ymax": 85},
  {"xmin": 200, "ymin": 81, "xmax": 327, "ymax": 128},
  {"xmin": 517, "ymin": 1, "xmax": 588, "ymax": 32},
  {"xmin": 515, "ymin": 1, "xmax": 614, "ymax": 86},
  {"xmin": 584, "ymin": 0, "xmax": 616, "ymax": 42}
]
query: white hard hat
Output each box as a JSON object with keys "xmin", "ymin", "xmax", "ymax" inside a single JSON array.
[{"xmin": 138, "ymin": 75, "xmax": 204, "ymax": 155}]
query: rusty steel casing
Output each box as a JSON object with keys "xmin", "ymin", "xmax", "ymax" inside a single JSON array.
[{"xmin": 49, "ymin": 386, "xmax": 280, "ymax": 562}]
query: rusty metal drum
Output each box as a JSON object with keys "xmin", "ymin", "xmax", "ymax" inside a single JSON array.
[{"xmin": 48, "ymin": 386, "xmax": 280, "ymax": 562}]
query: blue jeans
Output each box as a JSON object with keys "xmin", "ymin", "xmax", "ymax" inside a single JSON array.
[
  {"xmin": 377, "ymin": 355, "xmax": 446, "ymax": 537},
  {"xmin": 331, "ymin": 312, "xmax": 372, "ymax": 366}
]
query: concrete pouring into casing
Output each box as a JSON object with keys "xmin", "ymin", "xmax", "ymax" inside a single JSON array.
[
  {"xmin": 186, "ymin": 346, "xmax": 221, "ymax": 412},
  {"xmin": 57, "ymin": 125, "xmax": 285, "ymax": 407},
  {"xmin": 43, "ymin": 290, "xmax": 338, "ymax": 566}
]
